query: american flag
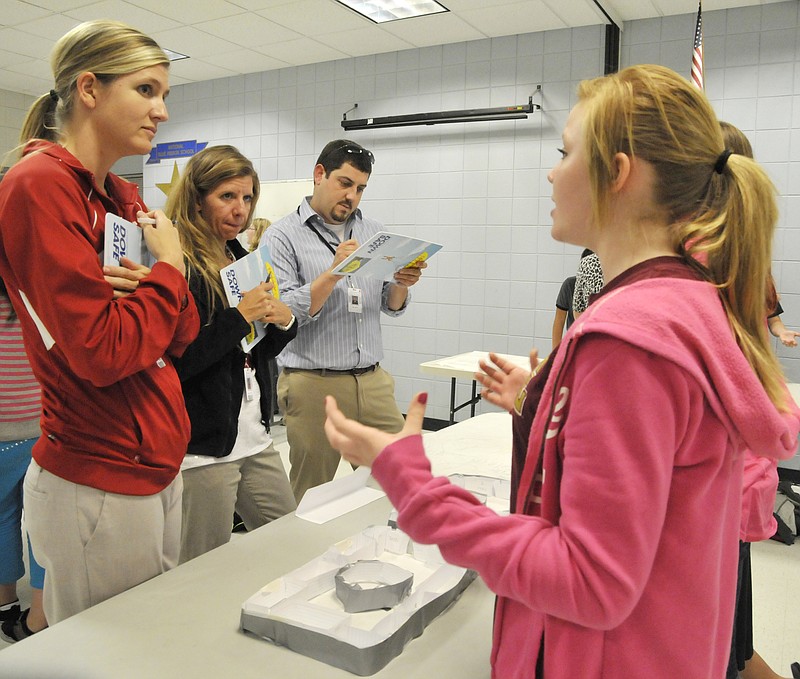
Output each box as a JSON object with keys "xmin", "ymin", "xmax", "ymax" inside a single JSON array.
[{"xmin": 691, "ymin": 2, "xmax": 704, "ymax": 89}]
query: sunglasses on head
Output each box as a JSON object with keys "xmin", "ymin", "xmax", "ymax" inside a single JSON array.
[{"xmin": 338, "ymin": 143, "xmax": 375, "ymax": 165}]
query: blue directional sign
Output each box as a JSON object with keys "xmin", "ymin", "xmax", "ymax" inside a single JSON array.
[{"xmin": 147, "ymin": 140, "xmax": 208, "ymax": 164}]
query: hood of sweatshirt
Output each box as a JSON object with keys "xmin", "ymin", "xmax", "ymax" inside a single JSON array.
[{"xmin": 570, "ymin": 275, "xmax": 800, "ymax": 461}]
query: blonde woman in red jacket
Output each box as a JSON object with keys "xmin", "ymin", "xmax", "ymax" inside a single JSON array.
[{"xmin": 0, "ymin": 20, "xmax": 198, "ymax": 625}]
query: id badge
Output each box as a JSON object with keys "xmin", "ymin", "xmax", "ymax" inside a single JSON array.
[
  {"xmin": 244, "ymin": 366, "xmax": 256, "ymax": 401},
  {"xmin": 347, "ymin": 286, "xmax": 363, "ymax": 314}
]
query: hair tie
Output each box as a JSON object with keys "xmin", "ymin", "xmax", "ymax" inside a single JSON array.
[
  {"xmin": 714, "ymin": 149, "xmax": 732, "ymax": 174},
  {"xmin": 49, "ymin": 89, "xmax": 59, "ymax": 103}
]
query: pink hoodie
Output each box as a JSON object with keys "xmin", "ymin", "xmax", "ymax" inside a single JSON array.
[
  {"xmin": 371, "ymin": 262, "xmax": 799, "ymax": 679},
  {"xmin": 740, "ymin": 452, "xmax": 779, "ymax": 542}
]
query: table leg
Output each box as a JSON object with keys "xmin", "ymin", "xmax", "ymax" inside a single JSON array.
[
  {"xmin": 470, "ymin": 380, "xmax": 478, "ymax": 417},
  {"xmin": 449, "ymin": 377, "xmax": 456, "ymax": 425}
]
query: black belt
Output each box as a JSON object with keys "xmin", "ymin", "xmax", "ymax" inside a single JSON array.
[{"xmin": 285, "ymin": 364, "xmax": 378, "ymax": 376}]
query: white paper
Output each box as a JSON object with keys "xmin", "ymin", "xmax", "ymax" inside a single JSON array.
[
  {"xmin": 330, "ymin": 231, "xmax": 442, "ymax": 281},
  {"xmin": 295, "ymin": 467, "xmax": 385, "ymax": 524},
  {"xmin": 423, "ymin": 412, "xmax": 514, "ymax": 480},
  {"xmin": 102, "ymin": 213, "xmax": 151, "ymax": 267},
  {"xmin": 219, "ymin": 243, "xmax": 279, "ymax": 352}
]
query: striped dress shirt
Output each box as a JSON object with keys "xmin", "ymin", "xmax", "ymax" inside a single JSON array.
[{"xmin": 263, "ymin": 198, "xmax": 408, "ymax": 370}]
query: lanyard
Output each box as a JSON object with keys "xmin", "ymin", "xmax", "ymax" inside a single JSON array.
[
  {"xmin": 309, "ymin": 224, "xmax": 339, "ymax": 256},
  {"xmin": 300, "ymin": 207, "xmax": 353, "ymax": 256}
]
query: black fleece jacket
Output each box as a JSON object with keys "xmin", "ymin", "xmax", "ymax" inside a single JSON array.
[{"xmin": 173, "ymin": 238, "xmax": 297, "ymax": 457}]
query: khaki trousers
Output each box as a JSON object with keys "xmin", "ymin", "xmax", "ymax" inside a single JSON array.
[
  {"xmin": 278, "ymin": 366, "xmax": 405, "ymax": 503},
  {"xmin": 179, "ymin": 443, "xmax": 296, "ymax": 564},
  {"xmin": 23, "ymin": 460, "xmax": 182, "ymax": 624}
]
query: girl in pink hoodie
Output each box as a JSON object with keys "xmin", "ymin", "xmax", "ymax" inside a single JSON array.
[{"xmin": 324, "ymin": 65, "xmax": 800, "ymax": 679}]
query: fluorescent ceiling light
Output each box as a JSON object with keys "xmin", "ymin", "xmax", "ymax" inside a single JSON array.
[
  {"xmin": 163, "ymin": 48, "xmax": 189, "ymax": 62},
  {"xmin": 335, "ymin": 0, "xmax": 448, "ymax": 23}
]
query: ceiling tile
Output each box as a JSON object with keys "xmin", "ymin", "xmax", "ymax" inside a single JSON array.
[
  {"xmin": 605, "ymin": 0, "xmax": 663, "ymax": 20},
  {"xmin": 0, "ymin": 1, "xmax": 51, "ymax": 26},
  {"xmin": 150, "ymin": 25, "xmax": 242, "ymax": 59},
  {"xmin": 13, "ymin": 13, "xmax": 82, "ymax": 40},
  {"xmin": 444, "ymin": 0, "xmax": 519, "ymax": 9},
  {"xmin": 65, "ymin": 0, "xmax": 183, "ymax": 33},
  {"xmin": 208, "ymin": 48, "xmax": 291, "ymax": 73},
  {"xmin": 379, "ymin": 12, "xmax": 487, "ymax": 46},
  {"xmin": 168, "ymin": 57, "xmax": 239, "ymax": 81},
  {"xmin": 256, "ymin": 0, "xmax": 367, "ymax": 34},
  {"xmin": 459, "ymin": 1, "xmax": 567, "ymax": 37},
  {"xmin": 543, "ymin": 0, "xmax": 613, "ymax": 26},
  {"xmin": 17, "ymin": 0, "xmax": 95, "ymax": 10},
  {"xmin": 0, "ymin": 0, "xmax": 789, "ymax": 97},
  {"xmin": 0, "ymin": 70, "xmax": 51, "ymax": 96},
  {"xmin": 315, "ymin": 27, "xmax": 415, "ymax": 57},
  {"xmin": 127, "ymin": 0, "xmax": 246, "ymax": 24},
  {"xmin": 0, "ymin": 48, "xmax": 34, "ymax": 69},
  {"xmin": 193, "ymin": 13, "xmax": 302, "ymax": 46},
  {"xmin": 0, "ymin": 27, "xmax": 57, "ymax": 59},
  {"xmin": 227, "ymin": 0, "xmax": 290, "ymax": 9},
  {"xmin": 257, "ymin": 38, "xmax": 349, "ymax": 66},
  {"xmin": 6, "ymin": 58, "xmax": 52, "ymax": 80}
]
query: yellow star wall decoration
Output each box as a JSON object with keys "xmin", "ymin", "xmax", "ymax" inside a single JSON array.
[{"xmin": 156, "ymin": 161, "xmax": 181, "ymax": 198}]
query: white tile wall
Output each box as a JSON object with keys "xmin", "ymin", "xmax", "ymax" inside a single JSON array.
[
  {"xmin": 0, "ymin": 89, "xmax": 35, "ymax": 165},
  {"xmin": 99, "ymin": 1, "xmax": 787, "ymax": 419}
]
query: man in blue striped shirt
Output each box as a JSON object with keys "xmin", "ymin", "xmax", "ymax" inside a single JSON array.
[{"xmin": 263, "ymin": 140, "xmax": 425, "ymax": 501}]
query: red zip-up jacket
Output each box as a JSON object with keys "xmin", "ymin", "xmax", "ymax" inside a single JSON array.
[{"xmin": 0, "ymin": 141, "xmax": 199, "ymax": 495}]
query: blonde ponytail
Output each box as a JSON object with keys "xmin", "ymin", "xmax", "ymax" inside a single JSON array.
[
  {"xmin": 9, "ymin": 20, "xmax": 168, "ymax": 164},
  {"xmin": 19, "ymin": 92, "xmax": 59, "ymax": 146},
  {"xmin": 578, "ymin": 65, "xmax": 787, "ymax": 409}
]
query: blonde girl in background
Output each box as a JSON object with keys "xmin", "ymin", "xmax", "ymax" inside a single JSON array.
[
  {"xmin": 718, "ymin": 120, "xmax": 799, "ymax": 679},
  {"xmin": 246, "ymin": 217, "xmax": 272, "ymax": 252}
]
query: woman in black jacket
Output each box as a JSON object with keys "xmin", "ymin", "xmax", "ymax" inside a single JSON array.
[{"xmin": 168, "ymin": 145, "xmax": 297, "ymax": 563}]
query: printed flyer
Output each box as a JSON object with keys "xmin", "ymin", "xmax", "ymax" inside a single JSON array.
[
  {"xmin": 330, "ymin": 231, "xmax": 442, "ymax": 280},
  {"xmin": 219, "ymin": 244, "xmax": 279, "ymax": 352},
  {"xmin": 102, "ymin": 213, "xmax": 152, "ymax": 267}
]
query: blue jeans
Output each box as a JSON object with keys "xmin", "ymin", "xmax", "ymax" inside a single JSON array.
[{"xmin": 0, "ymin": 438, "xmax": 45, "ymax": 589}]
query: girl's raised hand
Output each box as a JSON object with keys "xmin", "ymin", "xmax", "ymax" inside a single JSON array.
[
  {"xmin": 325, "ymin": 392, "xmax": 428, "ymax": 467},
  {"xmin": 476, "ymin": 350, "xmax": 538, "ymax": 413}
]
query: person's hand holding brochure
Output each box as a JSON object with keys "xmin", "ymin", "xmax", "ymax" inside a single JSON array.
[
  {"xmin": 219, "ymin": 244, "xmax": 280, "ymax": 352},
  {"xmin": 102, "ymin": 213, "xmax": 152, "ymax": 267},
  {"xmin": 330, "ymin": 231, "xmax": 442, "ymax": 280}
]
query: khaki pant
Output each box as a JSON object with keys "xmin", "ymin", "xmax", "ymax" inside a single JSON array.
[
  {"xmin": 278, "ymin": 366, "xmax": 405, "ymax": 502},
  {"xmin": 23, "ymin": 460, "xmax": 182, "ymax": 625},
  {"xmin": 179, "ymin": 444, "xmax": 296, "ymax": 564}
]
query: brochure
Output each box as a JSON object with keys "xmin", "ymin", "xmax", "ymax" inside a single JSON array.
[
  {"xmin": 330, "ymin": 231, "xmax": 442, "ymax": 280},
  {"xmin": 220, "ymin": 244, "xmax": 279, "ymax": 352},
  {"xmin": 102, "ymin": 213, "xmax": 152, "ymax": 267}
]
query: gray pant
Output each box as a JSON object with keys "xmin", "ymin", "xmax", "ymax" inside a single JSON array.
[
  {"xmin": 23, "ymin": 460, "xmax": 182, "ymax": 625},
  {"xmin": 179, "ymin": 443, "xmax": 296, "ymax": 564}
]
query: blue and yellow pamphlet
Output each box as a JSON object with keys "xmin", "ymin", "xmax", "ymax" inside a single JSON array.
[
  {"xmin": 102, "ymin": 213, "xmax": 152, "ymax": 267},
  {"xmin": 330, "ymin": 231, "xmax": 442, "ymax": 280},
  {"xmin": 220, "ymin": 244, "xmax": 280, "ymax": 352}
]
